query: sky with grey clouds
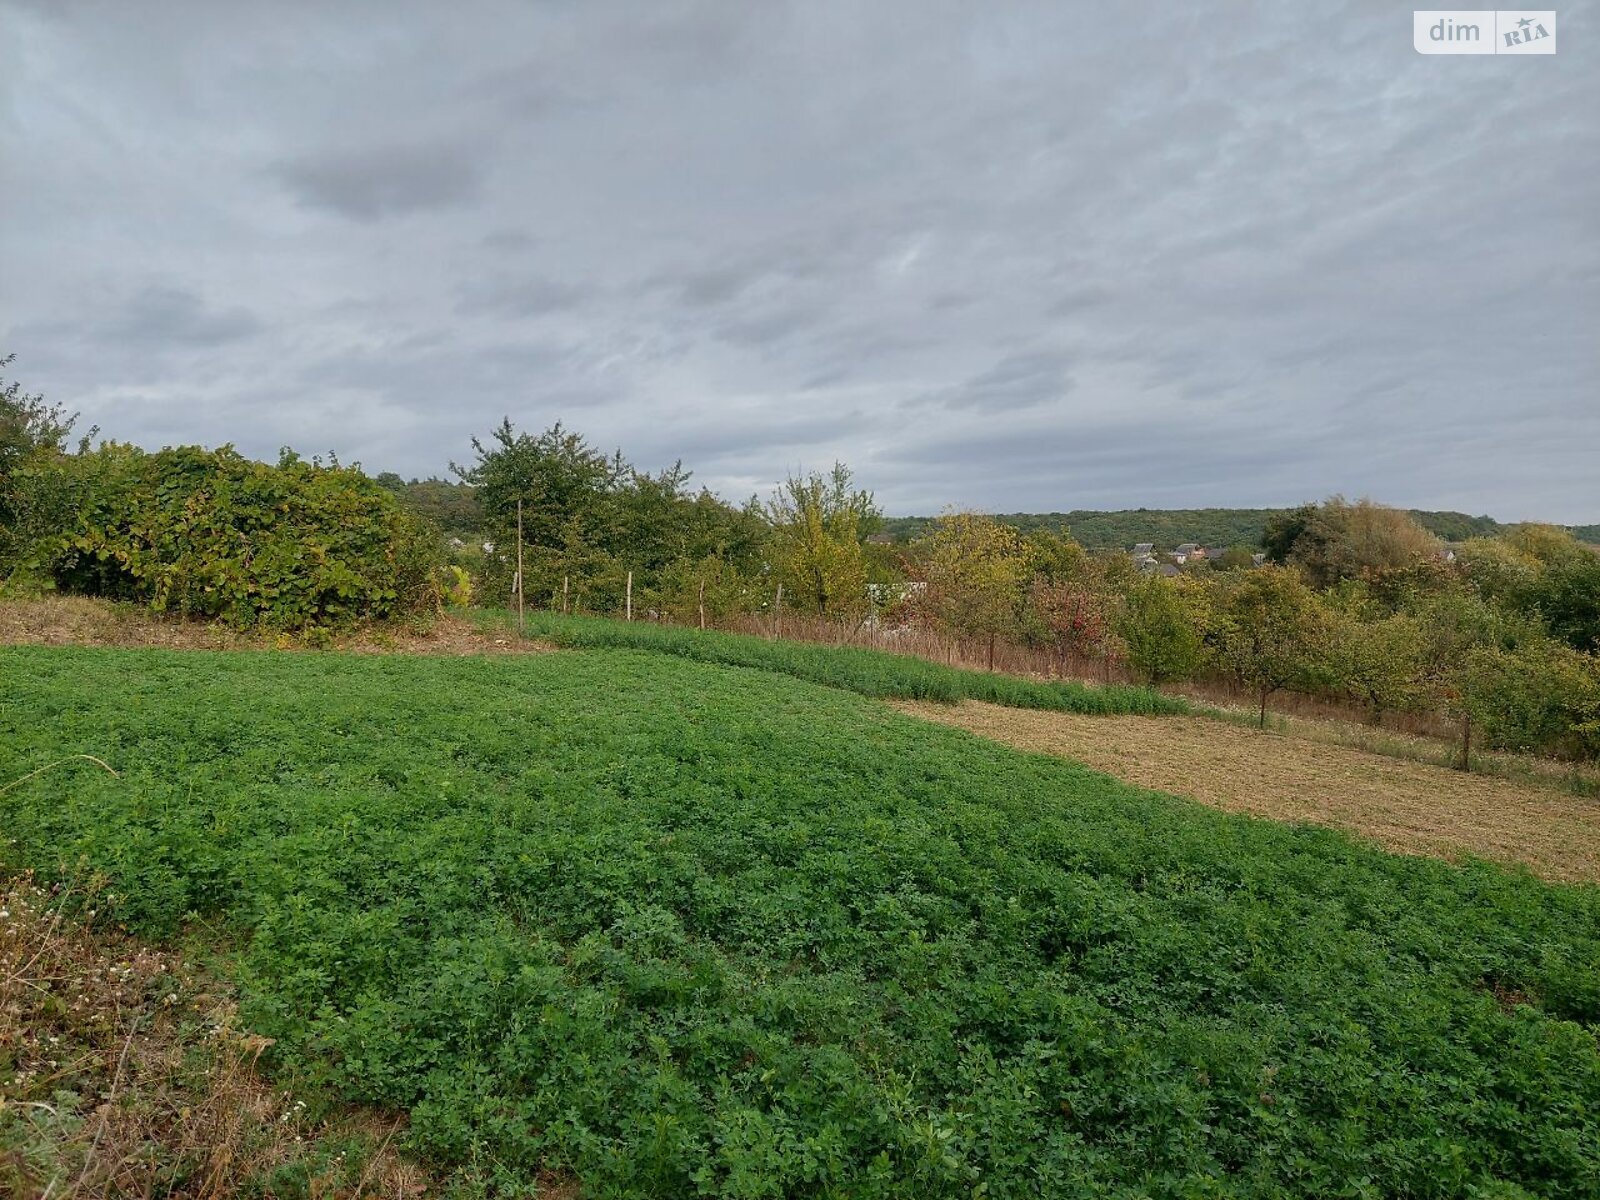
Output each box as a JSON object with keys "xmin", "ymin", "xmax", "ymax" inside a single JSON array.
[{"xmin": 1, "ymin": 0, "xmax": 1595, "ymax": 519}]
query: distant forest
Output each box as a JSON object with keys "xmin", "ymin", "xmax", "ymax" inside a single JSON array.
[
  {"xmin": 377, "ymin": 477, "xmax": 1599, "ymax": 551},
  {"xmin": 880, "ymin": 509, "xmax": 1600, "ymax": 551}
]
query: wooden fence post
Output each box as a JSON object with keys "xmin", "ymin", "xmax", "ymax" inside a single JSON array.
[
  {"xmin": 698, "ymin": 578, "xmax": 706, "ymax": 630},
  {"xmin": 626, "ymin": 571, "xmax": 633, "ymax": 622},
  {"xmin": 515, "ymin": 499, "xmax": 524, "ymax": 634},
  {"xmin": 562, "ymin": 574, "xmax": 569, "ymax": 615}
]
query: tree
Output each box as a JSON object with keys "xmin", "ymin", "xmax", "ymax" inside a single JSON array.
[
  {"xmin": 0, "ymin": 355, "xmax": 77, "ymax": 476},
  {"xmin": 1024, "ymin": 528, "xmax": 1089, "ymax": 584},
  {"xmin": 1117, "ymin": 574, "xmax": 1209, "ymax": 683},
  {"xmin": 1029, "ymin": 576, "xmax": 1123, "ymax": 676},
  {"xmin": 1455, "ymin": 536, "xmax": 1540, "ymax": 612},
  {"xmin": 1209, "ymin": 545, "xmax": 1257, "ymax": 572},
  {"xmin": 765, "ymin": 463, "xmax": 879, "ymax": 622},
  {"xmin": 453, "ymin": 420, "xmax": 626, "ymax": 577},
  {"xmin": 1408, "ymin": 588, "xmax": 1509, "ymax": 769},
  {"xmin": 1212, "ymin": 566, "xmax": 1326, "ymax": 727},
  {"xmin": 1527, "ymin": 550, "xmax": 1600, "ymax": 653},
  {"xmin": 1, "ymin": 355, "xmax": 84, "ymax": 570},
  {"xmin": 1324, "ymin": 609, "xmax": 1425, "ymax": 721},
  {"xmin": 1261, "ymin": 503, "xmax": 1315, "ymax": 564},
  {"xmin": 1284, "ymin": 497, "xmax": 1443, "ymax": 588},
  {"xmin": 924, "ymin": 511, "xmax": 1033, "ymax": 668}
]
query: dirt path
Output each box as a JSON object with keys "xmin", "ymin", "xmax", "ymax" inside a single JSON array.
[{"xmin": 896, "ymin": 700, "xmax": 1600, "ymax": 884}]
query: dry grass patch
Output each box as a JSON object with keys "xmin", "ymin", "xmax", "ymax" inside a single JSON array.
[
  {"xmin": 896, "ymin": 700, "xmax": 1600, "ymax": 884},
  {"xmin": 0, "ymin": 594, "xmax": 549, "ymax": 657},
  {"xmin": 0, "ymin": 869, "xmax": 432, "ymax": 1199}
]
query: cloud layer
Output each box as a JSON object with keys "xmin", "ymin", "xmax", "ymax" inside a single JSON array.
[{"xmin": 2, "ymin": 0, "xmax": 1596, "ymax": 520}]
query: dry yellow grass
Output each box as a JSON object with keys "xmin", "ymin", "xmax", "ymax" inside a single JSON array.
[
  {"xmin": 896, "ymin": 700, "xmax": 1600, "ymax": 884},
  {"xmin": 0, "ymin": 870, "xmax": 432, "ymax": 1198},
  {"xmin": 0, "ymin": 594, "xmax": 548, "ymax": 657}
]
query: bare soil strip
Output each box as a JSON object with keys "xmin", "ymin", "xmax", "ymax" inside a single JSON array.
[{"xmin": 895, "ymin": 700, "xmax": 1600, "ymax": 884}]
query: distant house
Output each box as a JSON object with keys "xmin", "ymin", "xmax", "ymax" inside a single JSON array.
[
  {"xmin": 1158, "ymin": 564, "xmax": 1181, "ymax": 578},
  {"xmin": 1173, "ymin": 542, "xmax": 1201, "ymax": 564},
  {"xmin": 1132, "ymin": 543, "xmax": 1154, "ymax": 556}
]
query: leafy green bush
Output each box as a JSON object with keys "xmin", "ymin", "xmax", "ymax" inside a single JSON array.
[
  {"xmin": 25, "ymin": 444, "xmax": 440, "ymax": 629},
  {"xmin": 520, "ymin": 611, "xmax": 1186, "ymax": 714},
  {"xmin": 2, "ymin": 647, "xmax": 1596, "ymax": 1197},
  {"xmin": 1463, "ymin": 639, "xmax": 1600, "ymax": 758}
]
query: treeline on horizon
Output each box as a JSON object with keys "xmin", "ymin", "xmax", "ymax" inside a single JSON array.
[{"xmin": 376, "ymin": 477, "xmax": 1600, "ymax": 551}]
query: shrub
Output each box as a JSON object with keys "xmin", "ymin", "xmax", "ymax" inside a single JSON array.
[{"xmin": 30, "ymin": 444, "xmax": 441, "ymax": 629}]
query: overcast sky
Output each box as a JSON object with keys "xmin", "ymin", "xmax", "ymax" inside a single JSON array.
[{"xmin": 2, "ymin": 1, "xmax": 1595, "ymax": 519}]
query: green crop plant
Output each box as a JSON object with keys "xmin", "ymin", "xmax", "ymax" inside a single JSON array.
[{"xmin": 1, "ymin": 645, "xmax": 1596, "ymax": 1197}]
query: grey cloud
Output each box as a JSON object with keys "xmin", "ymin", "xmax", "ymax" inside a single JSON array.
[
  {"xmin": 0, "ymin": 0, "xmax": 1595, "ymax": 522},
  {"xmin": 105, "ymin": 286, "xmax": 262, "ymax": 348},
  {"xmin": 456, "ymin": 276, "xmax": 593, "ymax": 318},
  {"xmin": 935, "ymin": 352, "xmax": 1074, "ymax": 413},
  {"xmin": 273, "ymin": 140, "xmax": 484, "ymax": 221}
]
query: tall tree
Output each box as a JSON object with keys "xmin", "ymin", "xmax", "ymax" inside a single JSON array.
[
  {"xmin": 1, "ymin": 354, "xmax": 84, "ymax": 569},
  {"xmin": 1117, "ymin": 574, "xmax": 1209, "ymax": 683},
  {"xmin": 1213, "ymin": 566, "xmax": 1327, "ymax": 726},
  {"xmin": 924, "ymin": 512, "xmax": 1033, "ymax": 668},
  {"xmin": 765, "ymin": 463, "xmax": 879, "ymax": 620},
  {"xmin": 1286, "ymin": 497, "xmax": 1443, "ymax": 588}
]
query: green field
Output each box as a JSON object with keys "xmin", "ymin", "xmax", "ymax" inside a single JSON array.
[{"xmin": 3, "ymin": 645, "xmax": 1598, "ymax": 1198}]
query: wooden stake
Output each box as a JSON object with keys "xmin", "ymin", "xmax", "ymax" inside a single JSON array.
[
  {"xmin": 697, "ymin": 577, "xmax": 706, "ymax": 630},
  {"xmin": 626, "ymin": 570, "xmax": 633, "ymax": 621},
  {"xmin": 774, "ymin": 582, "xmax": 783, "ymax": 639},
  {"xmin": 562, "ymin": 574, "xmax": 569, "ymax": 615},
  {"xmin": 515, "ymin": 499, "xmax": 524, "ymax": 634}
]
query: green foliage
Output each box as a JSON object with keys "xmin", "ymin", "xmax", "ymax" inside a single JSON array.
[
  {"xmin": 1208, "ymin": 544, "xmax": 1257, "ymax": 572},
  {"xmin": 0, "ymin": 354, "xmax": 84, "ymax": 572},
  {"xmin": 1117, "ymin": 575, "xmax": 1209, "ymax": 682},
  {"xmin": 2, "ymin": 647, "xmax": 1597, "ymax": 1197},
  {"xmin": 1212, "ymin": 567, "xmax": 1328, "ymax": 726},
  {"xmin": 520, "ymin": 612, "xmax": 1184, "ymax": 714},
  {"xmin": 1527, "ymin": 553, "xmax": 1600, "ymax": 654},
  {"xmin": 1276, "ymin": 497, "xmax": 1442, "ymax": 588},
  {"xmin": 1459, "ymin": 639, "xmax": 1600, "ymax": 757},
  {"xmin": 28, "ymin": 444, "xmax": 440, "ymax": 629},
  {"xmin": 766, "ymin": 464, "xmax": 880, "ymax": 620},
  {"xmin": 1323, "ymin": 608, "xmax": 1426, "ymax": 719},
  {"xmin": 440, "ymin": 565, "xmax": 474, "ymax": 608},
  {"xmin": 387, "ymin": 477, "xmax": 482, "ymax": 537},
  {"xmin": 647, "ymin": 553, "xmax": 761, "ymax": 626},
  {"xmin": 454, "ymin": 420, "xmax": 766, "ymax": 614},
  {"xmin": 882, "ymin": 507, "xmax": 1590, "ymax": 553},
  {"xmin": 923, "ymin": 513, "xmax": 1032, "ymax": 650}
]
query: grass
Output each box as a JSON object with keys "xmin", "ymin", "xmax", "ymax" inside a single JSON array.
[
  {"xmin": 1189, "ymin": 698, "xmax": 1600, "ymax": 799},
  {"xmin": 1, "ymin": 646, "xmax": 1598, "ymax": 1197},
  {"xmin": 897, "ymin": 700, "xmax": 1600, "ymax": 884},
  {"xmin": 513, "ymin": 611, "xmax": 1186, "ymax": 715}
]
